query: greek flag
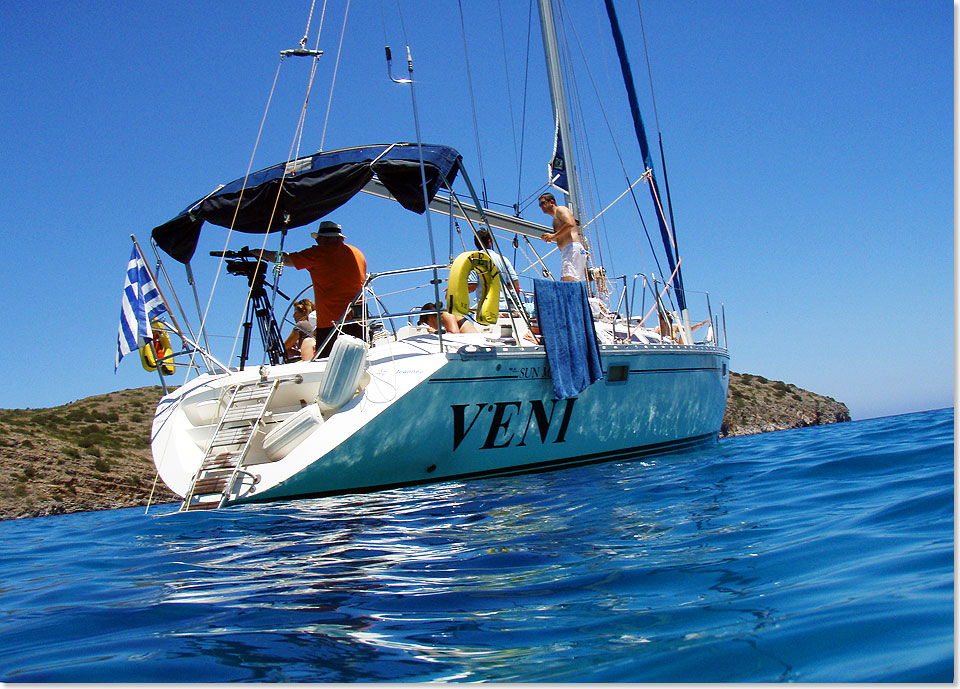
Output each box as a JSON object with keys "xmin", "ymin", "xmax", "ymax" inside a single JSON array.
[{"xmin": 115, "ymin": 246, "xmax": 167, "ymax": 370}]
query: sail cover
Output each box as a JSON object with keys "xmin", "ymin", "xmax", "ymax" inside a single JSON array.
[
  {"xmin": 152, "ymin": 143, "xmax": 462, "ymax": 263},
  {"xmin": 602, "ymin": 0, "xmax": 686, "ymax": 311},
  {"xmin": 549, "ymin": 119, "xmax": 569, "ymax": 194}
]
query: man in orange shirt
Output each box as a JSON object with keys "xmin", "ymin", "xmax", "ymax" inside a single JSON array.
[{"xmin": 264, "ymin": 220, "xmax": 367, "ymax": 358}]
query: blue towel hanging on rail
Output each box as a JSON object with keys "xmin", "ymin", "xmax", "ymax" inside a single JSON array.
[{"xmin": 533, "ymin": 280, "xmax": 603, "ymax": 400}]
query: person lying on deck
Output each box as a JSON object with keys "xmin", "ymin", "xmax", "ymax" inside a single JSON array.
[
  {"xmin": 416, "ymin": 303, "xmax": 479, "ymax": 334},
  {"xmin": 652, "ymin": 312, "xmax": 711, "ymax": 342}
]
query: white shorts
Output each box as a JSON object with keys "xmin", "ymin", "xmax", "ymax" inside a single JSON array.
[{"xmin": 560, "ymin": 242, "xmax": 587, "ymax": 280}]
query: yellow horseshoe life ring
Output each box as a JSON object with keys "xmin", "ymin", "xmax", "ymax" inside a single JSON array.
[
  {"xmin": 140, "ymin": 319, "xmax": 176, "ymax": 375},
  {"xmin": 447, "ymin": 250, "xmax": 501, "ymax": 325}
]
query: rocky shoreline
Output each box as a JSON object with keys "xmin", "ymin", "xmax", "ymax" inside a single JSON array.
[
  {"xmin": 0, "ymin": 377, "xmax": 849, "ymax": 520},
  {"xmin": 721, "ymin": 372, "xmax": 851, "ymax": 437}
]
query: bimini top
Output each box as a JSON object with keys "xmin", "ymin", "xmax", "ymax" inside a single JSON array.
[{"xmin": 152, "ymin": 143, "xmax": 462, "ymax": 263}]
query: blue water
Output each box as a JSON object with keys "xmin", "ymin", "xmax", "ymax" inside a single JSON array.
[{"xmin": 0, "ymin": 409, "xmax": 952, "ymax": 682}]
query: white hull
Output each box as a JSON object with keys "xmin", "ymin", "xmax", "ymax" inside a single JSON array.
[
  {"xmin": 152, "ymin": 330, "xmax": 729, "ymax": 508},
  {"xmin": 139, "ymin": 0, "xmax": 734, "ymax": 512}
]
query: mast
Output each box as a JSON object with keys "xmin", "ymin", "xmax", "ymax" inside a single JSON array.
[{"xmin": 537, "ymin": 0, "xmax": 582, "ymax": 221}]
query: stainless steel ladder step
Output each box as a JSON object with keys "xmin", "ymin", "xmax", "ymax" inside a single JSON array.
[
  {"xmin": 191, "ymin": 475, "xmax": 232, "ymax": 494},
  {"xmin": 208, "ymin": 428, "xmax": 257, "ymax": 448},
  {"xmin": 222, "ymin": 405, "xmax": 270, "ymax": 423},
  {"xmin": 182, "ymin": 498, "xmax": 222, "ymax": 511},
  {"xmin": 231, "ymin": 385, "xmax": 275, "ymax": 403},
  {"xmin": 199, "ymin": 451, "xmax": 243, "ymax": 469}
]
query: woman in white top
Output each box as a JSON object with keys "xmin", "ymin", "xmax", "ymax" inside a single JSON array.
[{"xmin": 284, "ymin": 298, "xmax": 318, "ymax": 361}]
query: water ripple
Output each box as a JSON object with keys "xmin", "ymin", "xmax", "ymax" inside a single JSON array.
[{"xmin": 0, "ymin": 409, "xmax": 952, "ymax": 682}]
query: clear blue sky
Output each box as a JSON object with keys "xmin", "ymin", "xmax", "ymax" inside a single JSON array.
[{"xmin": 0, "ymin": 1, "xmax": 952, "ymax": 421}]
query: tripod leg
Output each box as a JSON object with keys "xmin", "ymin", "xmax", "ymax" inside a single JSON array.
[
  {"xmin": 252, "ymin": 292, "xmax": 287, "ymax": 365},
  {"xmin": 239, "ymin": 303, "xmax": 254, "ymax": 371}
]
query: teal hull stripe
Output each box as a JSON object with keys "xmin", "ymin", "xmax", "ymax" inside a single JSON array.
[{"xmin": 236, "ymin": 431, "xmax": 717, "ymax": 506}]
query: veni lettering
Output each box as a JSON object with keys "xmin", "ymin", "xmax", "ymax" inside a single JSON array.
[{"xmin": 451, "ymin": 398, "xmax": 577, "ymax": 451}]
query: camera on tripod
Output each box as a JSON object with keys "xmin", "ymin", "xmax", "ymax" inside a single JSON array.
[
  {"xmin": 209, "ymin": 246, "xmax": 290, "ymax": 368},
  {"xmin": 213, "ymin": 247, "xmax": 266, "ymax": 289},
  {"xmin": 225, "ymin": 258, "xmax": 261, "ymax": 278}
]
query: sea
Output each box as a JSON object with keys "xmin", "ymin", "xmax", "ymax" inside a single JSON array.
[{"xmin": 0, "ymin": 408, "xmax": 953, "ymax": 683}]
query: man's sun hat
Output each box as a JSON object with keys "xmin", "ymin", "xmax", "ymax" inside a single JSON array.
[{"xmin": 311, "ymin": 220, "xmax": 344, "ymax": 239}]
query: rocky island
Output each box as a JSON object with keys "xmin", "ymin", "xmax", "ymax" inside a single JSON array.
[
  {"xmin": 0, "ymin": 376, "xmax": 850, "ymax": 520},
  {"xmin": 721, "ymin": 372, "xmax": 851, "ymax": 437}
]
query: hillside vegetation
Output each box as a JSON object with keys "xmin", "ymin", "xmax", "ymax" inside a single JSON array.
[
  {"xmin": 0, "ymin": 387, "xmax": 178, "ymax": 521},
  {"xmin": 0, "ymin": 376, "xmax": 849, "ymax": 520}
]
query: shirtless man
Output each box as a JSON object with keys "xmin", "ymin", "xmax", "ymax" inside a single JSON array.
[{"xmin": 538, "ymin": 192, "xmax": 587, "ymax": 281}]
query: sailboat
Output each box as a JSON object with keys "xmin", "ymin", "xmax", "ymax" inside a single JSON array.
[{"xmin": 127, "ymin": 0, "xmax": 730, "ymax": 511}]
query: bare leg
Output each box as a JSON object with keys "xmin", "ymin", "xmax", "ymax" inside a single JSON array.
[{"xmin": 300, "ymin": 337, "xmax": 316, "ymax": 361}]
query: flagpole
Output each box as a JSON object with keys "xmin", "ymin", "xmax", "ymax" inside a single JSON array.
[
  {"xmin": 130, "ymin": 235, "xmax": 184, "ymax": 337},
  {"xmin": 148, "ymin": 236, "xmax": 206, "ymax": 352}
]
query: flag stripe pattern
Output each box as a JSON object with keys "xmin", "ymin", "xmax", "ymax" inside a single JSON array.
[{"xmin": 116, "ymin": 246, "xmax": 167, "ymax": 370}]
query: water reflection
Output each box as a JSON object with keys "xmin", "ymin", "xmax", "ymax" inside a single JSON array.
[{"xmin": 137, "ymin": 447, "xmax": 789, "ymax": 681}]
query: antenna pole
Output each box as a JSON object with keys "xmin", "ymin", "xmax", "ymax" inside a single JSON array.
[{"xmin": 386, "ymin": 44, "xmax": 445, "ymax": 347}]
